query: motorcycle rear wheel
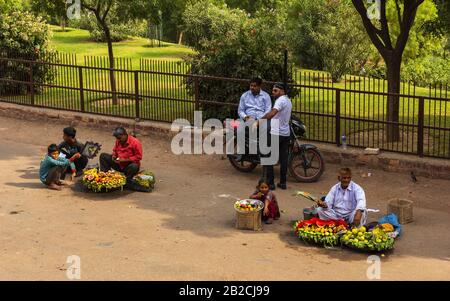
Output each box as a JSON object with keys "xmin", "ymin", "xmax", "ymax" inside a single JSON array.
[{"xmin": 289, "ymin": 148, "xmax": 325, "ymax": 182}]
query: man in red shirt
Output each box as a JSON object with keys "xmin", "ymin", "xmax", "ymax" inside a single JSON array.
[{"xmin": 99, "ymin": 127, "xmax": 142, "ymax": 182}]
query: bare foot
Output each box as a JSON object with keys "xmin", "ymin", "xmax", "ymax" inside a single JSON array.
[
  {"xmin": 56, "ymin": 181, "xmax": 68, "ymax": 186},
  {"xmin": 48, "ymin": 184, "xmax": 62, "ymax": 191}
]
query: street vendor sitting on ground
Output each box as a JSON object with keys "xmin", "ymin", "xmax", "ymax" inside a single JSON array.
[
  {"xmin": 316, "ymin": 167, "xmax": 367, "ymax": 227},
  {"xmin": 58, "ymin": 127, "xmax": 88, "ymax": 177},
  {"xmin": 99, "ymin": 127, "xmax": 142, "ymax": 184}
]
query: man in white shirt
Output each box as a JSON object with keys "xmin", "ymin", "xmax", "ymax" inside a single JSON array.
[
  {"xmin": 257, "ymin": 83, "xmax": 292, "ymax": 190},
  {"xmin": 316, "ymin": 168, "xmax": 368, "ymax": 227}
]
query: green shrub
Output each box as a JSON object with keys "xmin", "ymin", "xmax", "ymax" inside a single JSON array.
[
  {"xmin": 69, "ymin": 13, "xmax": 147, "ymax": 42},
  {"xmin": 0, "ymin": 10, "xmax": 55, "ymax": 95},
  {"xmin": 402, "ymin": 55, "xmax": 450, "ymax": 86}
]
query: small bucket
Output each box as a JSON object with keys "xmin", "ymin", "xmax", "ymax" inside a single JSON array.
[{"xmin": 303, "ymin": 207, "xmax": 316, "ymax": 220}]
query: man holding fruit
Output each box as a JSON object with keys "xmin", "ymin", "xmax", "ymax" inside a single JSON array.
[
  {"xmin": 99, "ymin": 127, "xmax": 142, "ymax": 184},
  {"xmin": 316, "ymin": 168, "xmax": 367, "ymax": 227}
]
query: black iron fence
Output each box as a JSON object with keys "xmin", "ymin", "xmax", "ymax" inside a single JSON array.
[{"xmin": 0, "ymin": 56, "xmax": 450, "ymax": 159}]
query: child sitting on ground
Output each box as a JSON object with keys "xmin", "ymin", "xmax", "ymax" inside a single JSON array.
[
  {"xmin": 39, "ymin": 144, "xmax": 79, "ymax": 191},
  {"xmin": 250, "ymin": 179, "xmax": 280, "ymax": 224}
]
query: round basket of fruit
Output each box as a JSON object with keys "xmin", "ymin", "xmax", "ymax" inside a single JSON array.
[
  {"xmin": 132, "ymin": 171, "xmax": 156, "ymax": 191},
  {"xmin": 294, "ymin": 218, "xmax": 348, "ymax": 247},
  {"xmin": 82, "ymin": 168, "xmax": 126, "ymax": 193},
  {"xmin": 341, "ymin": 226, "xmax": 395, "ymax": 252},
  {"xmin": 234, "ymin": 199, "xmax": 264, "ymax": 214}
]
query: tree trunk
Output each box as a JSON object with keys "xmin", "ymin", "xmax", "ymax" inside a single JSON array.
[
  {"xmin": 385, "ymin": 55, "xmax": 401, "ymax": 142},
  {"xmin": 103, "ymin": 25, "xmax": 118, "ymax": 105},
  {"xmin": 178, "ymin": 31, "xmax": 183, "ymax": 45},
  {"xmin": 60, "ymin": 17, "xmax": 66, "ymax": 32}
]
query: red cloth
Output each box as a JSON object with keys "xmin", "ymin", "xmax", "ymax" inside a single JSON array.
[
  {"xmin": 250, "ymin": 190, "xmax": 280, "ymax": 220},
  {"xmin": 112, "ymin": 135, "xmax": 143, "ymax": 169}
]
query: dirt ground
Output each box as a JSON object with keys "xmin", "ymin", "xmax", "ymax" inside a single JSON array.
[{"xmin": 0, "ymin": 116, "xmax": 449, "ymax": 281}]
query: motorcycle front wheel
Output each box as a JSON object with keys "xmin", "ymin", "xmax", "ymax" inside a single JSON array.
[{"xmin": 228, "ymin": 155, "xmax": 258, "ymax": 173}]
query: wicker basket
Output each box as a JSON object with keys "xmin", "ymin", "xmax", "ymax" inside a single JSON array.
[
  {"xmin": 387, "ymin": 198, "xmax": 414, "ymax": 224},
  {"xmin": 235, "ymin": 200, "xmax": 263, "ymax": 231}
]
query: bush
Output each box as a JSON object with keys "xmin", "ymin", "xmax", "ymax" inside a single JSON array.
[
  {"xmin": 182, "ymin": 2, "xmax": 296, "ymax": 120},
  {"xmin": 0, "ymin": 10, "xmax": 55, "ymax": 95},
  {"xmin": 402, "ymin": 55, "xmax": 450, "ymax": 86},
  {"xmin": 69, "ymin": 13, "xmax": 147, "ymax": 42}
]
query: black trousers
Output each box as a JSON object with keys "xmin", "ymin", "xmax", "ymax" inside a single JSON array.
[
  {"xmin": 99, "ymin": 153, "xmax": 139, "ymax": 182},
  {"xmin": 46, "ymin": 166, "xmax": 65, "ymax": 185},
  {"xmin": 263, "ymin": 135, "xmax": 290, "ymax": 185},
  {"xmin": 74, "ymin": 155, "xmax": 89, "ymax": 172}
]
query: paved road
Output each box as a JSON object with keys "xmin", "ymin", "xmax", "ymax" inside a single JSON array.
[{"xmin": 0, "ymin": 116, "xmax": 449, "ymax": 280}]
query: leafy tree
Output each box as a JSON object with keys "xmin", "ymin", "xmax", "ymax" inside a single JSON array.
[
  {"xmin": 80, "ymin": 0, "xmax": 119, "ymax": 104},
  {"xmin": 0, "ymin": 9, "xmax": 55, "ymax": 95},
  {"xmin": 182, "ymin": 1, "xmax": 295, "ymax": 120},
  {"xmin": 288, "ymin": 0, "xmax": 372, "ymax": 82},
  {"xmin": 30, "ymin": 0, "xmax": 69, "ymax": 30},
  {"xmin": 352, "ymin": 0, "xmax": 425, "ymax": 142},
  {"xmin": 434, "ymin": 0, "xmax": 450, "ymax": 56},
  {"xmin": 182, "ymin": 0, "xmax": 243, "ymax": 50},
  {"xmin": 224, "ymin": 0, "xmax": 281, "ymax": 14},
  {"xmin": 117, "ymin": 0, "xmax": 191, "ymax": 44}
]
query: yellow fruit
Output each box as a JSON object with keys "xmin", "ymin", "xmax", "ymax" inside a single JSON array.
[
  {"xmin": 352, "ymin": 228, "xmax": 358, "ymax": 234},
  {"xmin": 376, "ymin": 239, "xmax": 382, "ymax": 243},
  {"xmin": 359, "ymin": 226, "xmax": 366, "ymax": 233}
]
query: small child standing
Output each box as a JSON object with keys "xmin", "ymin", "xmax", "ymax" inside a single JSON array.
[
  {"xmin": 39, "ymin": 144, "xmax": 79, "ymax": 191},
  {"xmin": 250, "ymin": 179, "xmax": 280, "ymax": 224}
]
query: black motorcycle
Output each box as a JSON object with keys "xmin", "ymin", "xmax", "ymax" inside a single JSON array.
[{"xmin": 226, "ymin": 115, "xmax": 325, "ymax": 183}]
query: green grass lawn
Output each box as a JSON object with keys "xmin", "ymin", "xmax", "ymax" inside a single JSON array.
[{"xmin": 49, "ymin": 25, "xmax": 194, "ymax": 66}]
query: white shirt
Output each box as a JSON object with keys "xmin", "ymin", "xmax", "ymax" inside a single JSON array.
[
  {"xmin": 238, "ymin": 90, "xmax": 272, "ymax": 120},
  {"xmin": 324, "ymin": 181, "xmax": 367, "ymax": 216},
  {"xmin": 270, "ymin": 95, "xmax": 292, "ymax": 137}
]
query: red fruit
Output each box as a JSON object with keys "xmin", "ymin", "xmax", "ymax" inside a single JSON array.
[
  {"xmin": 316, "ymin": 220, "xmax": 329, "ymax": 227},
  {"xmin": 303, "ymin": 219, "xmax": 315, "ymax": 226},
  {"xmin": 336, "ymin": 219, "xmax": 348, "ymax": 228}
]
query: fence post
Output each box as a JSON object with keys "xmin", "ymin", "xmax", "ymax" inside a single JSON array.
[
  {"xmin": 335, "ymin": 89, "xmax": 341, "ymax": 146},
  {"xmin": 417, "ymin": 97, "xmax": 424, "ymax": 157},
  {"xmin": 135, "ymin": 71, "xmax": 140, "ymax": 121},
  {"xmin": 194, "ymin": 77, "xmax": 200, "ymax": 111},
  {"xmin": 78, "ymin": 67, "xmax": 85, "ymax": 112},
  {"xmin": 29, "ymin": 61, "xmax": 34, "ymax": 105}
]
